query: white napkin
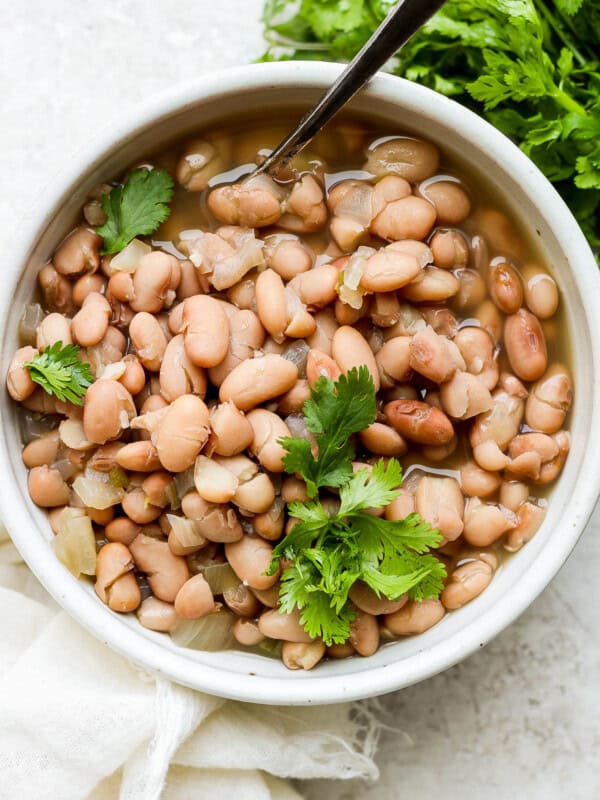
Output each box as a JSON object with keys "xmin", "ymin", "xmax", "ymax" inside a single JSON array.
[{"xmin": 0, "ymin": 524, "xmax": 380, "ymax": 800}]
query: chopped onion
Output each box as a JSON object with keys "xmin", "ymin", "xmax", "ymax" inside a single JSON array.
[
  {"xmin": 398, "ymin": 303, "xmax": 426, "ymax": 334},
  {"xmin": 73, "ymin": 476, "xmax": 125, "ymax": 509},
  {"xmin": 53, "ymin": 458, "xmax": 79, "ymax": 481},
  {"xmin": 282, "ymin": 339, "xmax": 310, "ymax": 378},
  {"xmin": 170, "ymin": 610, "xmax": 235, "ymax": 651},
  {"xmin": 18, "ymin": 303, "xmax": 44, "ymax": 346},
  {"xmin": 211, "ymin": 235, "xmax": 265, "ymax": 290},
  {"xmin": 53, "ymin": 514, "xmax": 96, "ymax": 578},
  {"xmin": 338, "ymin": 246, "xmax": 374, "ymax": 309},
  {"xmin": 285, "ymin": 413, "xmax": 312, "ymax": 442},
  {"xmin": 202, "ymin": 563, "xmax": 240, "ymax": 595},
  {"xmin": 108, "ymin": 238, "xmax": 151, "ymax": 274},
  {"xmin": 18, "ymin": 411, "xmax": 59, "ymax": 444},
  {"xmin": 166, "ymin": 514, "xmax": 207, "ymax": 550},
  {"xmin": 173, "ymin": 466, "xmax": 195, "ymax": 500}
]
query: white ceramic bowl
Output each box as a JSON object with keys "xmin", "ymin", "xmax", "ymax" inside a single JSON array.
[{"xmin": 2, "ymin": 62, "xmax": 599, "ymax": 706}]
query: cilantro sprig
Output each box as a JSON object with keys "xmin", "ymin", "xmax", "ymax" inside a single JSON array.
[
  {"xmin": 97, "ymin": 168, "xmax": 174, "ymax": 254},
  {"xmin": 269, "ymin": 368, "xmax": 445, "ymax": 645},
  {"xmin": 260, "ymin": 0, "xmax": 600, "ymax": 257},
  {"xmin": 24, "ymin": 342, "xmax": 93, "ymax": 405}
]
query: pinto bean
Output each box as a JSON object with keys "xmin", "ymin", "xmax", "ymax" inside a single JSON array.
[
  {"xmin": 116, "ymin": 441, "xmax": 161, "ymax": 473},
  {"xmin": 36, "ymin": 313, "xmax": 73, "ymax": 350},
  {"xmin": 507, "ymin": 432, "xmax": 559, "ymax": 481},
  {"xmin": 182, "ymin": 295, "xmax": 229, "ymax": 368},
  {"xmin": 174, "ymin": 574, "xmax": 216, "ymax": 619},
  {"xmin": 349, "ymin": 610, "xmax": 379, "ymax": 657},
  {"xmin": 358, "ymin": 422, "xmax": 407, "ymax": 456},
  {"xmin": 219, "ymin": 354, "xmax": 298, "ymax": 410},
  {"xmin": 454, "ymin": 327, "xmax": 499, "ymax": 391},
  {"xmin": 233, "ymin": 472, "xmax": 276, "ymax": 514},
  {"xmin": 306, "ymin": 349, "xmax": 342, "ymax": 387},
  {"xmin": 306, "ymin": 308, "xmax": 338, "ymax": 355},
  {"xmin": 460, "ymin": 461, "xmax": 501, "ymax": 498},
  {"xmin": 226, "ymin": 535, "xmax": 279, "ymax": 591},
  {"xmin": 349, "ymin": 581, "xmax": 407, "ymax": 615},
  {"xmin": 473, "ymin": 299, "xmax": 503, "ymax": 344},
  {"xmin": 28, "ymin": 466, "xmax": 70, "ymax": 507},
  {"xmin": 83, "ymin": 380, "xmax": 135, "ymax": 444},
  {"xmin": 122, "ymin": 488, "xmax": 162, "ymax": 524},
  {"xmin": 364, "ymin": 137, "xmax": 440, "ymax": 182},
  {"xmin": 208, "ymin": 308, "xmax": 265, "ymax": 386},
  {"xmin": 38, "ymin": 264, "xmax": 75, "ymax": 314},
  {"xmin": 181, "ymin": 494, "xmax": 243, "ymax": 544},
  {"xmin": 153, "ymin": 394, "xmax": 210, "ymax": 472},
  {"xmin": 504, "ymin": 309, "xmax": 547, "ymax": 382},
  {"xmin": 441, "ymin": 558, "xmax": 494, "ymax": 610},
  {"xmin": 360, "ymin": 248, "xmax": 421, "ymax": 292},
  {"xmin": 53, "ymin": 227, "xmax": 101, "ymax": 276},
  {"xmin": 72, "ymin": 273, "xmax": 106, "ymax": 306},
  {"xmin": 7, "ymin": 346, "xmax": 37, "ymax": 401},
  {"xmin": 258, "ymin": 608, "xmax": 313, "ymax": 643},
  {"xmin": 332, "ymin": 326, "xmax": 380, "ymax": 390},
  {"xmin": 525, "ymin": 364, "xmax": 572, "ymax": 433},
  {"xmin": 521, "ymin": 264, "xmax": 559, "ymax": 319},
  {"xmin": 255, "ymin": 269, "xmax": 288, "ymax": 341},
  {"xmin": 385, "ymin": 399, "xmax": 454, "ymax": 445},
  {"xmin": 137, "ymin": 596, "xmax": 178, "ymax": 632},
  {"xmin": 129, "ymin": 312, "xmax": 168, "ymax": 371},
  {"xmin": 536, "ymin": 430, "xmax": 570, "ymax": 484},
  {"xmin": 176, "ymin": 137, "xmax": 229, "ymax": 191},
  {"xmin": 247, "ymin": 409, "xmax": 290, "ymax": 472},
  {"xmin": 408, "ymin": 325, "xmax": 465, "ymax": 384},
  {"xmin": 95, "ymin": 542, "xmax": 141, "ymax": 612},
  {"xmin": 105, "ymin": 517, "xmax": 141, "ymax": 545},
  {"xmin": 385, "ymin": 488, "xmax": 416, "ymax": 521},
  {"xmin": 233, "ymin": 619, "xmax": 265, "ymax": 647},
  {"xmin": 375, "ymin": 336, "xmax": 411, "ymax": 389},
  {"xmin": 384, "ymin": 599, "xmax": 445, "ymax": 636},
  {"xmin": 371, "ymin": 195, "xmax": 436, "ymax": 242},
  {"xmin": 499, "ymin": 480, "xmax": 529, "ymax": 511},
  {"xmin": 488, "ymin": 261, "xmax": 523, "ymax": 314},
  {"xmin": 416, "ymin": 476, "xmax": 464, "ymax": 541},
  {"xmin": 419, "ymin": 180, "xmax": 470, "ymax": 225},
  {"xmin": 327, "ymin": 642, "xmax": 356, "ymax": 658},
  {"xmin": 430, "ymin": 229, "xmax": 469, "ymax": 269},
  {"xmin": 453, "ymin": 268, "xmax": 487, "ymax": 312},
  {"xmin": 463, "ymin": 497, "xmax": 517, "ymax": 546},
  {"xmin": 400, "ymin": 266, "xmax": 459, "ymax": 303},
  {"xmin": 159, "ymin": 334, "xmax": 207, "ymax": 402},
  {"xmin": 208, "ymin": 176, "xmax": 282, "ymax": 228},
  {"xmin": 71, "ymin": 292, "xmax": 111, "ymax": 346},
  {"xmin": 209, "ymin": 402, "xmax": 254, "ymax": 456},
  {"xmin": 22, "ymin": 430, "xmax": 60, "ymax": 468},
  {"xmin": 505, "ymin": 502, "xmax": 546, "ymax": 552},
  {"xmin": 279, "ymin": 174, "xmax": 327, "ymax": 233},
  {"xmin": 128, "ymin": 251, "xmax": 180, "ymax": 313},
  {"xmin": 288, "ymin": 266, "xmax": 338, "ymax": 309},
  {"xmin": 264, "ymin": 234, "xmax": 314, "ymax": 280},
  {"xmin": 194, "ymin": 456, "xmax": 238, "ymax": 503},
  {"xmin": 277, "ymin": 379, "xmax": 311, "ymax": 415},
  {"xmin": 129, "ymin": 532, "xmax": 189, "ymax": 602},
  {"xmin": 440, "ymin": 371, "xmax": 493, "ymax": 420},
  {"xmin": 282, "ymin": 641, "xmax": 326, "ymax": 670}
]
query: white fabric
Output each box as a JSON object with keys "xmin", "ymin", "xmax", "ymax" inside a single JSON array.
[{"xmin": 0, "ymin": 523, "xmax": 380, "ymax": 799}]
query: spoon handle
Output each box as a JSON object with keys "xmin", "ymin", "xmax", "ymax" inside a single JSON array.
[{"xmin": 256, "ymin": 0, "xmax": 448, "ymax": 177}]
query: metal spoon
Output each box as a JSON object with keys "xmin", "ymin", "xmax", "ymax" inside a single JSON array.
[{"xmin": 254, "ymin": 0, "xmax": 448, "ymax": 179}]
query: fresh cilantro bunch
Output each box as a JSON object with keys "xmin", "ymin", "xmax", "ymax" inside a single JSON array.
[
  {"xmin": 269, "ymin": 367, "xmax": 445, "ymax": 645},
  {"xmin": 25, "ymin": 342, "xmax": 93, "ymax": 405},
  {"xmin": 97, "ymin": 168, "xmax": 175, "ymax": 254},
  {"xmin": 260, "ymin": 0, "xmax": 600, "ymax": 256}
]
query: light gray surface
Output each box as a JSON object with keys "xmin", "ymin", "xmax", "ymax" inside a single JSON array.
[{"xmin": 1, "ymin": 2, "xmax": 598, "ymax": 798}]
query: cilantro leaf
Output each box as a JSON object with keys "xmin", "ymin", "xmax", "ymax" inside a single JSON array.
[
  {"xmin": 24, "ymin": 341, "xmax": 93, "ymax": 405},
  {"xmin": 97, "ymin": 168, "xmax": 174, "ymax": 254},
  {"xmin": 338, "ymin": 459, "xmax": 403, "ymax": 516}
]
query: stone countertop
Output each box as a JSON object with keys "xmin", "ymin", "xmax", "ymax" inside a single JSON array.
[{"xmin": 1, "ymin": 2, "xmax": 598, "ymax": 798}]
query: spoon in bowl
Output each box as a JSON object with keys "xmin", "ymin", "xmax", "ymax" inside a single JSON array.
[{"xmin": 252, "ymin": 0, "xmax": 448, "ymax": 179}]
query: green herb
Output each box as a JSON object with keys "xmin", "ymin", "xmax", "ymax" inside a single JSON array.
[
  {"xmin": 260, "ymin": 0, "xmax": 600, "ymax": 257},
  {"xmin": 24, "ymin": 342, "xmax": 93, "ymax": 405},
  {"xmin": 270, "ymin": 367, "xmax": 445, "ymax": 645},
  {"xmin": 96, "ymin": 168, "xmax": 174, "ymax": 254}
]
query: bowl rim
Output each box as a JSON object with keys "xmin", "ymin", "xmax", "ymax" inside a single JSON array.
[{"xmin": 2, "ymin": 60, "xmax": 600, "ymax": 705}]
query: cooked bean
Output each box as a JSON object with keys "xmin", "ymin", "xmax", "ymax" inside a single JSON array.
[
  {"xmin": 253, "ymin": 502, "xmax": 286, "ymax": 542},
  {"xmin": 327, "ymin": 642, "xmax": 356, "ymax": 658},
  {"xmin": 375, "ymin": 336, "xmax": 411, "ymax": 389},
  {"xmin": 307, "ymin": 308, "xmax": 338, "ymax": 355},
  {"xmin": 385, "ymin": 489, "xmax": 416, "ymax": 521},
  {"xmin": 247, "ymin": 409, "xmax": 290, "ymax": 472},
  {"xmin": 430, "ymin": 229, "xmax": 469, "ymax": 269},
  {"xmin": 525, "ymin": 364, "xmax": 572, "ymax": 433},
  {"xmin": 174, "ymin": 574, "xmax": 216, "ymax": 619},
  {"xmin": 95, "ymin": 542, "xmax": 141, "ymax": 612},
  {"xmin": 371, "ymin": 195, "xmax": 436, "ymax": 242},
  {"xmin": 349, "ymin": 581, "xmax": 407, "ymax": 615},
  {"xmin": 441, "ymin": 558, "xmax": 494, "ymax": 610},
  {"xmin": 223, "ymin": 583, "xmax": 261, "ymax": 617},
  {"xmin": 279, "ymin": 174, "xmax": 327, "ymax": 233},
  {"xmin": 460, "ymin": 461, "xmax": 501, "ymax": 498},
  {"xmin": 440, "ymin": 371, "xmax": 493, "ymax": 420},
  {"xmin": 225, "ymin": 535, "xmax": 279, "ymax": 590},
  {"xmin": 264, "ymin": 234, "xmax": 314, "ymax": 280},
  {"xmin": 182, "ymin": 295, "xmax": 229, "ymax": 367},
  {"xmin": 361, "ymin": 248, "xmax": 421, "ymax": 292},
  {"xmin": 72, "ymin": 273, "xmax": 106, "ymax": 306},
  {"xmin": 349, "ymin": 609, "xmax": 380, "ymax": 657},
  {"xmin": 122, "ymin": 488, "xmax": 162, "ymax": 524},
  {"xmin": 536, "ymin": 430, "xmax": 570, "ymax": 484},
  {"xmin": 384, "ymin": 599, "xmax": 445, "ymax": 635},
  {"xmin": 129, "ymin": 312, "xmax": 168, "ymax": 371},
  {"xmin": 332, "ymin": 326, "xmax": 380, "ymax": 390},
  {"xmin": 36, "ymin": 312, "xmax": 73, "ymax": 350},
  {"xmin": 153, "ymin": 394, "xmax": 210, "ymax": 472},
  {"xmin": 281, "ymin": 476, "xmax": 309, "ymax": 504},
  {"xmin": 454, "ymin": 327, "xmax": 498, "ymax": 391},
  {"xmin": 288, "ymin": 265, "xmax": 338, "ymax": 309},
  {"xmin": 159, "ymin": 334, "xmax": 207, "ymax": 402},
  {"xmin": 181, "ymin": 494, "xmax": 243, "ymax": 543},
  {"xmin": 233, "ymin": 618, "xmax": 265, "ymax": 647},
  {"xmin": 277, "ymin": 379, "xmax": 311, "ymax": 414},
  {"xmin": 255, "ymin": 269, "xmax": 288, "ymax": 341},
  {"xmin": 28, "ymin": 466, "xmax": 70, "ymax": 507},
  {"xmin": 208, "ymin": 177, "xmax": 282, "ymax": 228},
  {"xmin": 176, "ymin": 137, "xmax": 229, "ymax": 191},
  {"xmin": 137, "ymin": 596, "xmax": 178, "ymax": 632},
  {"xmin": 453, "ymin": 268, "xmax": 487, "ymax": 312},
  {"xmin": 22, "ymin": 430, "xmax": 60, "ymax": 468},
  {"xmin": 419, "ymin": 180, "xmax": 470, "ymax": 225},
  {"xmin": 250, "ymin": 583, "xmax": 281, "ymax": 609},
  {"xmin": 219, "ymin": 354, "xmax": 298, "ymax": 410},
  {"xmin": 258, "ymin": 608, "xmax": 313, "ymax": 642},
  {"xmin": 116, "ymin": 441, "xmax": 161, "ymax": 472},
  {"xmin": 470, "ymin": 388, "xmax": 524, "ymax": 455},
  {"xmin": 521, "ymin": 264, "xmax": 559, "ymax": 319},
  {"xmin": 233, "ymin": 472, "xmax": 275, "ymax": 514},
  {"xmin": 364, "ymin": 137, "xmax": 440, "ymax": 182},
  {"xmin": 209, "ymin": 402, "xmax": 254, "ymax": 456},
  {"xmin": 282, "ymin": 641, "xmax": 326, "ymax": 670},
  {"xmin": 358, "ymin": 422, "xmax": 407, "ymax": 456},
  {"xmin": 463, "ymin": 497, "xmax": 517, "ymax": 546},
  {"xmin": 105, "ymin": 517, "xmax": 141, "ymax": 545},
  {"xmin": 130, "ymin": 532, "xmax": 189, "ymax": 602},
  {"xmin": 194, "ymin": 456, "xmax": 238, "ymax": 503},
  {"xmin": 142, "ymin": 472, "xmax": 174, "ymax": 508},
  {"xmin": 306, "ymin": 349, "xmax": 341, "ymax": 387},
  {"xmin": 401, "ymin": 266, "xmax": 459, "ymax": 303},
  {"xmin": 130, "ymin": 251, "xmax": 180, "ymax": 313},
  {"xmin": 409, "ymin": 325, "xmax": 465, "ymax": 384},
  {"xmin": 473, "ymin": 299, "xmax": 503, "ymax": 344},
  {"xmin": 38, "ymin": 264, "xmax": 74, "ymax": 314},
  {"xmin": 504, "ymin": 309, "xmax": 547, "ymax": 382},
  {"xmin": 416, "ymin": 476, "xmax": 464, "ymax": 541},
  {"xmin": 53, "ymin": 227, "xmax": 101, "ymax": 276},
  {"xmin": 208, "ymin": 308, "xmax": 265, "ymax": 386},
  {"xmin": 385, "ymin": 399, "xmax": 454, "ymax": 445},
  {"xmin": 7, "ymin": 346, "xmax": 38, "ymax": 401},
  {"xmin": 71, "ymin": 292, "xmax": 111, "ymax": 346},
  {"xmin": 83, "ymin": 380, "xmax": 135, "ymax": 444},
  {"xmin": 505, "ymin": 501, "xmax": 546, "ymax": 552},
  {"xmin": 488, "ymin": 261, "xmax": 523, "ymax": 315}
]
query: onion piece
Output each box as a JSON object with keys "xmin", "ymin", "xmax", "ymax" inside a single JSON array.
[
  {"xmin": 201, "ymin": 563, "xmax": 240, "ymax": 595},
  {"xmin": 338, "ymin": 246, "xmax": 375, "ymax": 309},
  {"xmin": 73, "ymin": 476, "xmax": 125, "ymax": 509},
  {"xmin": 282, "ymin": 340, "xmax": 310, "ymax": 378},
  {"xmin": 53, "ymin": 514, "xmax": 97, "ymax": 578},
  {"xmin": 170, "ymin": 610, "xmax": 236, "ymax": 651},
  {"xmin": 108, "ymin": 238, "xmax": 151, "ymax": 274},
  {"xmin": 173, "ymin": 467, "xmax": 195, "ymax": 501},
  {"xmin": 166, "ymin": 514, "xmax": 207, "ymax": 551},
  {"xmin": 19, "ymin": 303, "xmax": 44, "ymax": 346}
]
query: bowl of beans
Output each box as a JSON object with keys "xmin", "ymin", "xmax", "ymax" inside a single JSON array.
[{"xmin": 2, "ymin": 62, "xmax": 599, "ymax": 705}]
